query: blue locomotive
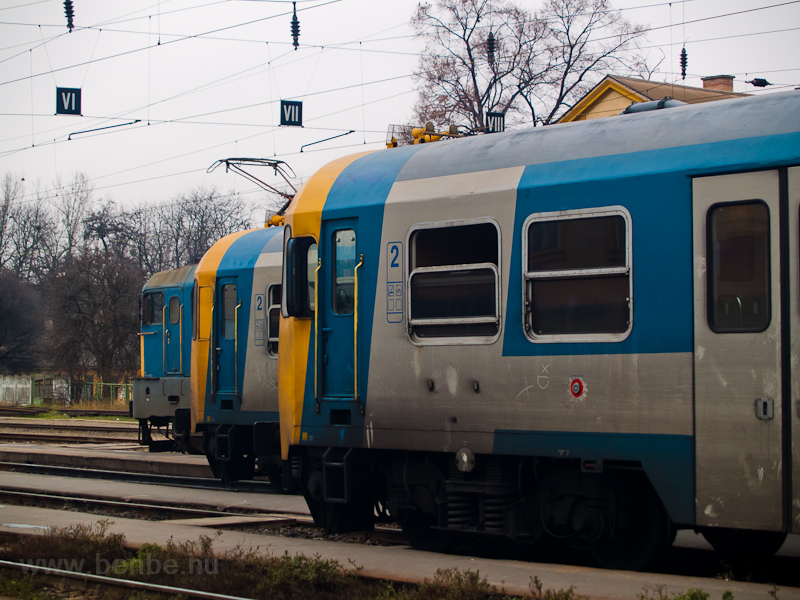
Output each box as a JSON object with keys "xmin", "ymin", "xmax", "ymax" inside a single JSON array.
[
  {"xmin": 133, "ymin": 264, "xmax": 196, "ymax": 451},
  {"xmin": 275, "ymin": 91, "xmax": 800, "ymax": 569}
]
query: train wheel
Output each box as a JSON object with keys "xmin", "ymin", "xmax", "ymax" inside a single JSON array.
[
  {"xmin": 589, "ymin": 477, "xmax": 673, "ymax": 571},
  {"xmin": 701, "ymin": 528, "xmax": 786, "ymax": 559},
  {"xmin": 398, "ymin": 510, "xmax": 454, "ymax": 553}
]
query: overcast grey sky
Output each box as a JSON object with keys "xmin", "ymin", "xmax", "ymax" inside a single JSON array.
[{"xmin": 1, "ymin": 0, "xmax": 798, "ymax": 212}]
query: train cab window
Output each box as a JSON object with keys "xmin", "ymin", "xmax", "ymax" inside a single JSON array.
[
  {"xmin": 267, "ymin": 284, "xmax": 281, "ymax": 357},
  {"xmin": 142, "ymin": 292, "xmax": 164, "ymax": 325},
  {"xmin": 282, "ymin": 226, "xmax": 318, "ymax": 319},
  {"xmin": 168, "ymin": 296, "xmax": 180, "ymax": 325},
  {"xmin": 408, "ymin": 220, "xmax": 500, "ymax": 343},
  {"xmin": 523, "ymin": 208, "xmax": 632, "ymax": 342},
  {"xmin": 222, "ymin": 284, "xmax": 238, "ymax": 340},
  {"xmin": 333, "ymin": 229, "xmax": 356, "ymax": 315},
  {"xmin": 707, "ymin": 201, "xmax": 770, "ymax": 332}
]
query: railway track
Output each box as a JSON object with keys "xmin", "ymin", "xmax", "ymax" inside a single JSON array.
[
  {"xmin": 0, "ymin": 461, "xmax": 277, "ymax": 492},
  {"xmin": 0, "ymin": 417, "xmax": 165, "ymax": 445},
  {"xmin": 0, "ymin": 406, "xmax": 128, "ymax": 417},
  {"xmin": 0, "ymin": 486, "xmax": 405, "ymax": 546}
]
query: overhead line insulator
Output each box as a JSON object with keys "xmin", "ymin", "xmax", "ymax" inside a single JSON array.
[
  {"xmin": 679, "ymin": 47, "xmax": 688, "ymax": 80},
  {"xmin": 291, "ymin": 2, "xmax": 300, "ymax": 50},
  {"xmin": 64, "ymin": 0, "xmax": 74, "ymax": 32}
]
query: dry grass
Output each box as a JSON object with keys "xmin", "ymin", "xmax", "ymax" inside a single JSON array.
[{"xmin": 0, "ymin": 520, "xmax": 589, "ymax": 600}]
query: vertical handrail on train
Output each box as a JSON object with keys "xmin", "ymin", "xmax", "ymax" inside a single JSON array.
[
  {"xmin": 354, "ymin": 254, "xmax": 364, "ymax": 415},
  {"xmin": 179, "ymin": 304, "xmax": 184, "ymax": 375},
  {"xmin": 209, "ymin": 303, "xmax": 215, "ymax": 401},
  {"xmin": 162, "ymin": 309, "xmax": 167, "ymax": 375},
  {"xmin": 235, "ymin": 299, "xmax": 242, "ymax": 400},
  {"xmin": 314, "ymin": 258, "xmax": 321, "ymax": 414}
]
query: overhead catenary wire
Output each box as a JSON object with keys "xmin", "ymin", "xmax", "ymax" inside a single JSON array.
[{"xmin": 2, "ymin": 0, "xmax": 798, "ymax": 208}]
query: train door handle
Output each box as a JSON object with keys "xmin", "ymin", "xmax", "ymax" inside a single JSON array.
[{"xmin": 755, "ymin": 398, "xmax": 774, "ymax": 420}]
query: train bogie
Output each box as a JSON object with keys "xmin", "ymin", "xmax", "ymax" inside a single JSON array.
[{"xmin": 278, "ymin": 91, "xmax": 800, "ymax": 569}]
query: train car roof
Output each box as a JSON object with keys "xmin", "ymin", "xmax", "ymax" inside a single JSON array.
[
  {"xmin": 143, "ymin": 263, "xmax": 196, "ymax": 291},
  {"xmin": 393, "ymin": 90, "xmax": 800, "ymax": 183},
  {"xmin": 289, "ymin": 91, "xmax": 800, "ymax": 224}
]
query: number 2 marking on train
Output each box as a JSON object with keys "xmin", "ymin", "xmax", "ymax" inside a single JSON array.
[
  {"xmin": 255, "ymin": 294, "xmax": 263, "ymax": 311},
  {"xmin": 389, "ymin": 244, "xmax": 400, "ymax": 268}
]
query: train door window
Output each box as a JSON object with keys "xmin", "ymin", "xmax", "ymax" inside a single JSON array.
[
  {"xmin": 267, "ymin": 284, "xmax": 281, "ymax": 357},
  {"xmin": 707, "ymin": 201, "xmax": 770, "ymax": 332},
  {"xmin": 168, "ymin": 296, "xmax": 180, "ymax": 325},
  {"xmin": 222, "ymin": 284, "xmax": 238, "ymax": 339},
  {"xmin": 333, "ymin": 229, "xmax": 356, "ymax": 315},
  {"xmin": 142, "ymin": 292, "xmax": 164, "ymax": 325},
  {"xmin": 282, "ymin": 226, "xmax": 318, "ymax": 319},
  {"xmin": 523, "ymin": 208, "xmax": 632, "ymax": 342},
  {"xmin": 408, "ymin": 219, "xmax": 500, "ymax": 343},
  {"xmin": 192, "ymin": 284, "xmax": 197, "ymax": 340}
]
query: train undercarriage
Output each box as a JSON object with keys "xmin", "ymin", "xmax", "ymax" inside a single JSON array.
[{"xmin": 295, "ymin": 448, "xmax": 787, "ymax": 571}]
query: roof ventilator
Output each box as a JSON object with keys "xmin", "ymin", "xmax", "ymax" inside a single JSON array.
[{"xmin": 621, "ymin": 97, "xmax": 687, "ymax": 115}]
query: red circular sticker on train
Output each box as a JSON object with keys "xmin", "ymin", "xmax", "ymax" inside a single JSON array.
[{"xmin": 570, "ymin": 379, "xmax": 583, "ymax": 397}]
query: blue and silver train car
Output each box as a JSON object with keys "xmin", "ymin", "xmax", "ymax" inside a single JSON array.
[
  {"xmin": 190, "ymin": 225, "xmax": 286, "ymax": 482},
  {"xmin": 277, "ymin": 91, "xmax": 800, "ymax": 569},
  {"xmin": 132, "ymin": 264, "xmax": 196, "ymax": 451}
]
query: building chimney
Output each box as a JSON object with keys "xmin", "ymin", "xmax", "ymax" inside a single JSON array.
[{"xmin": 701, "ymin": 75, "xmax": 735, "ymax": 92}]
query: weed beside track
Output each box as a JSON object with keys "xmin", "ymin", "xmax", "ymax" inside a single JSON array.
[{"xmin": 0, "ymin": 521, "xmax": 580, "ymax": 600}]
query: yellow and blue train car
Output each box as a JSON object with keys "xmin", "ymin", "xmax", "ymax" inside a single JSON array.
[
  {"xmin": 190, "ymin": 225, "xmax": 286, "ymax": 482},
  {"xmin": 278, "ymin": 91, "xmax": 800, "ymax": 569},
  {"xmin": 132, "ymin": 264, "xmax": 196, "ymax": 451}
]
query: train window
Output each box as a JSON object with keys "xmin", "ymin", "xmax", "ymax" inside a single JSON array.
[
  {"xmin": 191, "ymin": 284, "xmax": 197, "ymax": 340},
  {"xmin": 333, "ymin": 229, "xmax": 356, "ymax": 315},
  {"xmin": 523, "ymin": 208, "xmax": 632, "ymax": 342},
  {"xmin": 282, "ymin": 228, "xmax": 317, "ymax": 319},
  {"xmin": 222, "ymin": 284, "xmax": 237, "ymax": 340},
  {"xmin": 267, "ymin": 284, "xmax": 281, "ymax": 357},
  {"xmin": 168, "ymin": 296, "xmax": 180, "ymax": 325},
  {"xmin": 707, "ymin": 201, "xmax": 770, "ymax": 332},
  {"xmin": 142, "ymin": 292, "xmax": 164, "ymax": 325},
  {"xmin": 408, "ymin": 219, "xmax": 500, "ymax": 343}
]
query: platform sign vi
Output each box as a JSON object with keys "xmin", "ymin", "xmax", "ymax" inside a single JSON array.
[{"xmin": 56, "ymin": 87, "xmax": 81, "ymax": 115}]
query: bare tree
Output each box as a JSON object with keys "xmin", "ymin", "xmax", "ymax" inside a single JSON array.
[
  {"xmin": 0, "ymin": 268, "xmax": 43, "ymax": 374},
  {"xmin": 412, "ymin": 0, "xmax": 549, "ymax": 131},
  {"xmin": 0, "ymin": 173, "xmax": 23, "ymax": 269},
  {"xmin": 412, "ymin": 0, "xmax": 646, "ymax": 128},
  {"xmin": 531, "ymin": 0, "xmax": 647, "ymax": 125},
  {"xmin": 44, "ymin": 236, "xmax": 144, "ymax": 395},
  {"xmin": 50, "ymin": 172, "xmax": 93, "ymax": 265},
  {"xmin": 5, "ymin": 196, "xmax": 57, "ymax": 282},
  {"xmin": 128, "ymin": 187, "xmax": 255, "ymax": 277}
]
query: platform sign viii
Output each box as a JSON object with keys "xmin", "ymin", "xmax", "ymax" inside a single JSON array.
[
  {"xmin": 386, "ymin": 242, "xmax": 403, "ymax": 323},
  {"xmin": 280, "ymin": 100, "xmax": 303, "ymax": 126},
  {"xmin": 486, "ymin": 112, "xmax": 505, "ymax": 133},
  {"xmin": 56, "ymin": 87, "xmax": 81, "ymax": 115}
]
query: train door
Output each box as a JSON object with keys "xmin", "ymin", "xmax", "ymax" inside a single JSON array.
[
  {"xmin": 164, "ymin": 289, "xmax": 183, "ymax": 374},
  {"xmin": 790, "ymin": 167, "xmax": 800, "ymax": 534},
  {"xmin": 319, "ymin": 220, "xmax": 360, "ymax": 401},
  {"xmin": 693, "ymin": 170, "xmax": 787, "ymax": 532},
  {"xmin": 214, "ymin": 278, "xmax": 240, "ymax": 403},
  {"xmin": 140, "ymin": 290, "xmax": 164, "ymax": 377}
]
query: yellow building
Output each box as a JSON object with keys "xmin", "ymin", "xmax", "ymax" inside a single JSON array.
[{"xmin": 558, "ymin": 74, "xmax": 747, "ymax": 123}]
